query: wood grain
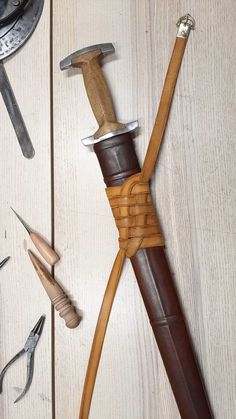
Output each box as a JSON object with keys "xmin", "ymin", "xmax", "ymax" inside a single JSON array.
[
  {"xmin": 53, "ymin": 1, "xmax": 236, "ymax": 418},
  {"xmin": 1, "ymin": 1, "xmax": 236, "ymax": 418},
  {"xmin": 0, "ymin": 2, "xmax": 52, "ymax": 419},
  {"xmin": 29, "ymin": 232, "xmax": 60, "ymax": 266},
  {"xmin": 72, "ymin": 49, "xmax": 125, "ymax": 138}
]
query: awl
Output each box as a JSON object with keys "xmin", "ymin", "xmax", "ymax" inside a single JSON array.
[{"xmin": 11, "ymin": 207, "xmax": 60, "ymax": 266}]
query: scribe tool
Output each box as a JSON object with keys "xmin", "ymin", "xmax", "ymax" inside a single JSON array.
[
  {"xmin": 11, "ymin": 207, "xmax": 60, "ymax": 266},
  {"xmin": 0, "ymin": 0, "xmax": 44, "ymax": 158},
  {"xmin": 0, "ymin": 256, "xmax": 10, "ymax": 270},
  {"xmin": 0, "ymin": 315, "xmax": 45, "ymax": 403}
]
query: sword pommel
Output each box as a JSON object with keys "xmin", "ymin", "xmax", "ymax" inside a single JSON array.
[
  {"xmin": 60, "ymin": 43, "xmax": 114, "ymax": 70},
  {"xmin": 176, "ymin": 14, "xmax": 195, "ymax": 38}
]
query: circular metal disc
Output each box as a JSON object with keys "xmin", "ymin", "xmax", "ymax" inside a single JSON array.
[{"xmin": 0, "ymin": 0, "xmax": 44, "ymax": 60}]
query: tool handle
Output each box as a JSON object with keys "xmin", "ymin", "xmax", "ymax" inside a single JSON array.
[
  {"xmin": 28, "ymin": 251, "xmax": 80, "ymax": 329},
  {"xmin": 72, "ymin": 50, "xmax": 124, "ymax": 138},
  {"xmin": 30, "ymin": 232, "xmax": 60, "ymax": 266},
  {"xmin": 42, "ymin": 274, "xmax": 80, "ymax": 329},
  {"xmin": 52, "ymin": 292, "xmax": 81, "ymax": 329},
  {"xmin": 0, "ymin": 349, "xmax": 25, "ymax": 393}
]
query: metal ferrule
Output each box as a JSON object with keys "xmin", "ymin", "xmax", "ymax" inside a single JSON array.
[{"xmin": 176, "ymin": 14, "xmax": 195, "ymax": 38}]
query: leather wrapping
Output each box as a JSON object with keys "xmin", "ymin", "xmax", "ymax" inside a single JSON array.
[{"xmin": 94, "ymin": 133, "xmax": 213, "ymax": 418}]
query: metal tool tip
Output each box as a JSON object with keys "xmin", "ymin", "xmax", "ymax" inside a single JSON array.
[
  {"xmin": 0, "ymin": 256, "xmax": 10, "ymax": 269},
  {"xmin": 14, "ymin": 391, "xmax": 26, "ymax": 403},
  {"xmin": 10, "ymin": 206, "xmax": 19, "ymax": 217},
  {"xmin": 11, "ymin": 207, "xmax": 32, "ymax": 234},
  {"xmin": 23, "ymin": 148, "xmax": 35, "ymax": 159},
  {"xmin": 32, "ymin": 315, "xmax": 46, "ymax": 336}
]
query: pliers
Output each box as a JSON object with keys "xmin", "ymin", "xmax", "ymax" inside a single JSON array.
[
  {"xmin": 0, "ymin": 315, "xmax": 45, "ymax": 403},
  {"xmin": 0, "ymin": 256, "xmax": 10, "ymax": 270}
]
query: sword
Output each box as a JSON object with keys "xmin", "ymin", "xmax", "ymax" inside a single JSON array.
[{"xmin": 61, "ymin": 14, "xmax": 213, "ymax": 419}]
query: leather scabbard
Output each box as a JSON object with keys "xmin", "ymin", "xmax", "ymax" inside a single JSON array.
[{"xmin": 94, "ymin": 134, "xmax": 213, "ymax": 419}]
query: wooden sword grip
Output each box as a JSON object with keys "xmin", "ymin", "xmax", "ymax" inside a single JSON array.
[
  {"xmin": 72, "ymin": 50, "xmax": 124, "ymax": 138},
  {"xmin": 28, "ymin": 250, "xmax": 81, "ymax": 329}
]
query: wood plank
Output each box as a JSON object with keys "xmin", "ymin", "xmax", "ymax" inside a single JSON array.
[
  {"xmin": 0, "ymin": 2, "xmax": 52, "ymax": 418},
  {"xmin": 53, "ymin": 1, "xmax": 236, "ymax": 418}
]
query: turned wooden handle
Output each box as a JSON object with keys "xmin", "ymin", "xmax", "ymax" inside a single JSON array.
[
  {"xmin": 28, "ymin": 250, "xmax": 81, "ymax": 329},
  {"xmin": 72, "ymin": 50, "xmax": 124, "ymax": 138},
  {"xmin": 30, "ymin": 232, "xmax": 60, "ymax": 266}
]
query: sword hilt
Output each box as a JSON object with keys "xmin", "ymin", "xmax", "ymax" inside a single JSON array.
[
  {"xmin": 61, "ymin": 44, "xmax": 124, "ymax": 138},
  {"xmin": 60, "ymin": 43, "xmax": 138, "ymax": 145}
]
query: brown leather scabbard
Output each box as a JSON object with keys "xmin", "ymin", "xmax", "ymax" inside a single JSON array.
[{"xmin": 94, "ymin": 134, "xmax": 213, "ymax": 419}]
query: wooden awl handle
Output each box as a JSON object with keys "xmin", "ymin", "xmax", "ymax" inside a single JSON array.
[
  {"xmin": 28, "ymin": 250, "xmax": 81, "ymax": 329},
  {"xmin": 30, "ymin": 232, "xmax": 60, "ymax": 266}
]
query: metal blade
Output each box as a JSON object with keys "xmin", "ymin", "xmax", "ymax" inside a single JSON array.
[{"xmin": 0, "ymin": 62, "xmax": 35, "ymax": 158}]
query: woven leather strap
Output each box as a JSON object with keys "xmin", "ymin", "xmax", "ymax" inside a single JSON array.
[
  {"xmin": 79, "ymin": 36, "xmax": 189, "ymax": 419},
  {"xmin": 106, "ymin": 173, "xmax": 164, "ymax": 257}
]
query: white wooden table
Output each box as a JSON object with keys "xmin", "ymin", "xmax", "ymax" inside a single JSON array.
[{"xmin": 0, "ymin": 2, "xmax": 235, "ymax": 418}]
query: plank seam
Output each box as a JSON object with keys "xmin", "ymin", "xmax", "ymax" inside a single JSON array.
[{"xmin": 50, "ymin": 0, "xmax": 56, "ymax": 418}]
